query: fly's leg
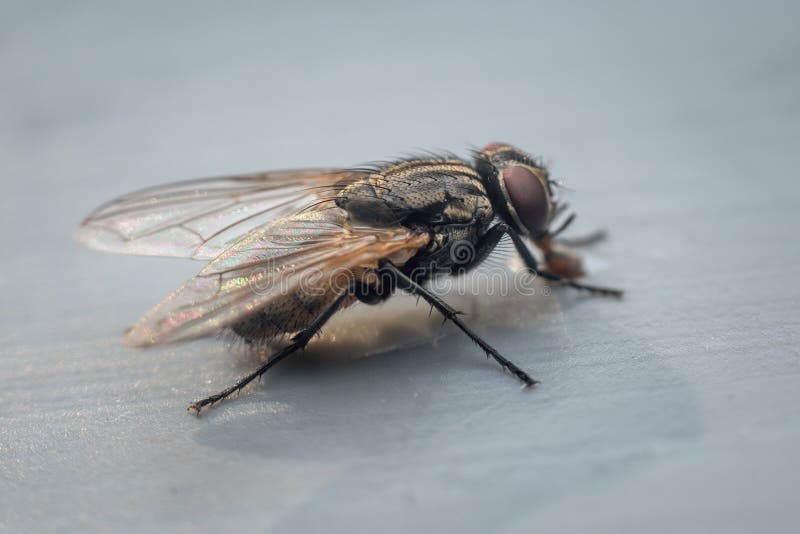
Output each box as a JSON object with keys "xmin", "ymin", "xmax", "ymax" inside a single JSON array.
[
  {"xmin": 378, "ymin": 260, "xmax": 537, "ymax": 387},
  {"xmin": 548, "ymin": 211, "xmax": 607, "ymax": 247},
  {"xmin": 189, "ymin": 291, "xmax": 350, "ymax": 415},
  {"xmin": 449, "ymin": 222, "xmax": 508, "ymax": 275},
  {"xmin": 507, "ymin": 228, "xmax": 623, "ymax": 297},
  {"xmin": 556, "ymin": 229, "xmax": 608, "ymax": 248}
]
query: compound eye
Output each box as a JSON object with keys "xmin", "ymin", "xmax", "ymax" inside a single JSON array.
[{"xmin": 503, "ymin": 165, "xmax": 550, "ymax": 234}]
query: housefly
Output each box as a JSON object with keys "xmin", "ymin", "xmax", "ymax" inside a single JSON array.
[{"xmin": 77, "ymin": 143, "xmax": 622, "ymax": 414}]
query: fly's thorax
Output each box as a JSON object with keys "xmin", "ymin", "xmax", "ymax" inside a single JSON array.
[
  {"xmin": 334, "ymin": 178, "xmax": 396, "ymax": 226},
  {"xmin": 400, "ymin": 223, "xmax": 484, "ymax": 280},
  {"xmin": 335, "ymin": 158, "xmax": 493, "ymax": 228}
]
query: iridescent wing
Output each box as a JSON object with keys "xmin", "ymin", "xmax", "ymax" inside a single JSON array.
[
  {"xmin": 123, "ymin": 204, "xmax": 430, "ymax": 346},
  {"xmin": 76, "ymin": 168, "xmax": 367, "ymax": 260}
]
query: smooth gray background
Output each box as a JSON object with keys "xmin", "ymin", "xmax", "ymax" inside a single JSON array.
[{"xmin": 2, "ymin": 1, "xmax": 799, "ymax": 532}]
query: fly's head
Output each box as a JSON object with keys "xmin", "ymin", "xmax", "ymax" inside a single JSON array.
[
  {"xmin": 477, "ymin": 142, "xmax": 584, "ymax": 278},
  {"xmin": 476, "ymin": 143, "xmax": 556, "ymax": 238}
]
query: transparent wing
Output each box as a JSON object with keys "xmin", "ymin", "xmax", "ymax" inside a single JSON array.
[
  {"xmin": 123, "ymin": 204, "xmax": 430, "ymax": 346},
  {"xmin": 76, "ymin": 168, "xmax": 367, "ymax": 260}
]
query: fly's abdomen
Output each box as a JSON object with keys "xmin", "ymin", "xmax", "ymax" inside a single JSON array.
[{"xmin": 231, "ymin": 288, "xmax": 357, "ymax": 343}]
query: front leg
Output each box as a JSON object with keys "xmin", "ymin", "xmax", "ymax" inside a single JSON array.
[
  {"xmin": 547, "ymin": 210, "xmax": 608, "ymax": 248},
  {"xmin": 379, "ymin": 260, "xmax": 537, "ymax": 386},
  {"xmin": 505, "ymin": 226, "xmax": 623, "ymax": 298},
  {"xmin": 449, "ymin": 223, "xmax": 508, "ymax": 275}
]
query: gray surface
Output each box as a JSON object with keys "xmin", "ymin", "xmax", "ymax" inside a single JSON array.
[{"xmin": 2, "ymin": 1, "xmax": 799, "ymax": 532}]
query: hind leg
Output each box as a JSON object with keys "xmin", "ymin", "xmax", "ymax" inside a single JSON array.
[{"xmin": 190, "ymin": 291, "xmax": 350, "ymax": 414}]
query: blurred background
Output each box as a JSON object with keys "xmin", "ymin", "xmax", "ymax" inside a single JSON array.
[{"xmin": 1, "ymin": 1, "xmax": 799, "ymax": 532}]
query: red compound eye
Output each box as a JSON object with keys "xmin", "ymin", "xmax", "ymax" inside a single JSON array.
[{"xmin": 502, "ymin": 165, "xmax": 549, "ymax": 234}]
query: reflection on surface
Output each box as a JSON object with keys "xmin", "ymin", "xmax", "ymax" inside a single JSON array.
[{"xmin": 238, "ymin": 264, "xmax": 571, "ymax": 363}]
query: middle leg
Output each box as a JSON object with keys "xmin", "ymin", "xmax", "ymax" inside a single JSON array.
[
  {"xmin": 379, "ymin": 260, "xmax": 537, "ymax": 386},
  {"xmin": 189, "ymin": 290, "xmax": 350, "ymax": 414}
]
